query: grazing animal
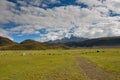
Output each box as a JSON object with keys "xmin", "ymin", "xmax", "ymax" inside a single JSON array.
[
  {"xmin": 97, "ymin": 50, "xmax": 100, "ymax": 53},
  {"xmin": 48, "ymin": 53, "xmax": 51, "ymax": 55},
  {"xmin": 22, "ymin": 53, "xmax": 26, "ymax": 56}
]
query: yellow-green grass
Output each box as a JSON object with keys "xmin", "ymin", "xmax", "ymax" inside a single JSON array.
[
  {"xmin": 0, "ymin": 49, "xmax": 120, "ymax": 80},
  {"xmin": 80, "ymin": 49, "xmax": 120, "ymax": 73},
  {"xmin": 0, "ymin": 50, "xmax": 86, "ymax": 80}
]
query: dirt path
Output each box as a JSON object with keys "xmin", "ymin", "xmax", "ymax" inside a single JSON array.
[{"xmin": 75, "ymin": 57, "xmax": 117, "ymax": 80}]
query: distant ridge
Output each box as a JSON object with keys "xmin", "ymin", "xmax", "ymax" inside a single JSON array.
[
  {"xmin": 65, "ymin": 36, "xmax": 120, "ymax": 47},
  {"xmin": 0, "ymin": 36, "xmax": 120, "ymax": 50},
  {"xmin": 49, "ymin": 35, "xmax": 88, "ymax": 43}
]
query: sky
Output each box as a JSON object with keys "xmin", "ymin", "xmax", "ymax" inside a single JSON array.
[{"xmin": 0, "ymin": 0, "xmax": 120, "ymax": 42}]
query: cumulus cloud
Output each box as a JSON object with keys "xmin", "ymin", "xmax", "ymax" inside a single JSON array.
[
  {"xmin": 77, "ymin": 0, "xmax": 103, "ymax": 7},
  {"xmin": 0, "ymin": 0, "xmax": 15, "ymax": 23},
  {"xmin": 0, "ymin": 27, "xmax": 13, "ymax": 40},
  {"xmin": 0, "ymin": 0, "xmax": 120, "ymax": 42}
]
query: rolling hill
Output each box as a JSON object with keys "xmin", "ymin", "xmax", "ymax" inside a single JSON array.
[
  {"xmin": 0, "ymin": 37, "xmax": 67, "ymax": 50},
  {"xmin": 0, "ymin": 36, "xmax": 120, "ymax": 50},
  {"xmin": 0, "ymin": 36, "xmax": 17, "ymax": 46}
]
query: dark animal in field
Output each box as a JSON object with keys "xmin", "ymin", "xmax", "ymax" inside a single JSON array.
[
  {"xmin": 96, "ymin": 50, "xmax": 105, "ymax": 53},
  {"xmin": 48, "ymin": 53, "xmax": 51, "ymax": 55},
  {"xmin": 97, "ymin": 50, "xmax": 100, "ymax": 53}
]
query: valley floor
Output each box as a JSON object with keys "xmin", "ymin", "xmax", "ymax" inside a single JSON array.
[{"xmin": 0, "ymin": 49, "xmax": 120, "ymax": 80}]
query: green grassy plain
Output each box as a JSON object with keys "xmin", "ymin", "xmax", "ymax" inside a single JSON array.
[
  {"xmin": 0, "ymin": 50, "xmax": 86, "ymax": 80},
  {"xmin": 80, "ymin": 49, "xmax": 120, "ymax": 73},
  {"xmin": 0, "ymin": 49, "xmax": 120, "ymax": 80}
]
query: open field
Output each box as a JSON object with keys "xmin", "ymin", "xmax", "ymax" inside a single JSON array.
[{"xmin": 0, "ymin": 49, "xmax": 120, "ymax": 80}]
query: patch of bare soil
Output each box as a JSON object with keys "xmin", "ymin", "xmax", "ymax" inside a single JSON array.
[{"xmin": 76, "ymin": 57, "xmax": 119, "ymax": 80}]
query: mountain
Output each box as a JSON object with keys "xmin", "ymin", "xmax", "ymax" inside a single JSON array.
[
  {"xmin": 65, "ymin": 36, "xmax": 120, "ymax": 47},
  {"xmin": 0, "ymin": 39, "xmax": 67, "ymax": 50},
  {"xmin": 49, "ymin": 35, "xmax": 88, "ymax": 43},
  {"xmin": 0, "ymin": 36, "xmax": 17, "ymax": 46},
  {"xmin": 1, "ymin": 36, "xmax": 120, "ymax": 50},
  {"xmin": 20, "ymin": 39, "xmax": 41, "ymax": 45}
]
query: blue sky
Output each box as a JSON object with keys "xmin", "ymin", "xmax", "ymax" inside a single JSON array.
[{"xmin": 0, "ymin": 0, "xmax": 120, "ymax": 42}]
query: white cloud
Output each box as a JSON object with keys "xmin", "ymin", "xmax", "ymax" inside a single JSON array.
[
  {"xmin": 77, "ymin": 0, "xmax": 102, "ymax": 6},
  {"xmin": 0, "ymin": 27, "xmax": 13, "ymax": 40},
  {"xmin": 17, "ymin": 0, "xmax": 60, "ymax": 7},
  {"xmin": 0, "ymin": 0, "xmax": 15, "ymax": 23},
  {"xmin": 0, "ymin": 0, "xmax": 120, "ymax": 42}
]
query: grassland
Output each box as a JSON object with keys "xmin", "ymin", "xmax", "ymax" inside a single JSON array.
[
  {"xmin": 0, "ymin": 49, "xmax": 120, "ymax": 80},
  {"xmin": 80, "ymin": 49, "xmax": 120, "ymax": 73},
  {"xmin": 0, "ymin": 50, "xmax": 86, "ymax": 80}
]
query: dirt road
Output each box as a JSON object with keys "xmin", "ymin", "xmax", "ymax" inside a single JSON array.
[{"xmin": 76, "ymin": 57, "xmax": 119, "ymax": 80}]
